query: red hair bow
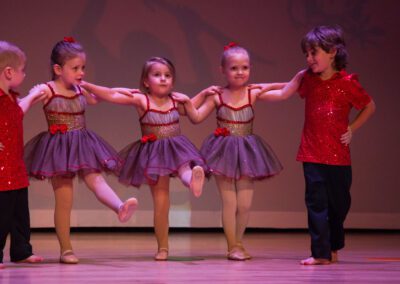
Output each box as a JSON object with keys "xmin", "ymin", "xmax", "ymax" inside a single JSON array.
[
  {"xmin": 63, "ymin": 36, "xmax": 75, "ymax": 43},
  {"xmin": 214, "ymin": 127, "xmax": 230, "ymax": 137},
  {"xmin": 49, "ymin": 124, "xmax": 68, "ymax": 134},
  {"xmin": 224, "ymin": 42, "xmax": 238, "ymax": 51},
  {"xmin": 141, "ymin": 133, "xmax": 157, "ymax": 144}
]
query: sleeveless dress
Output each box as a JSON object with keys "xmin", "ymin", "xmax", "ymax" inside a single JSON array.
[
  {"xmin": 24, "ymin": 84, "xmax": 121, "ymax": 179},
  {"xmin": 118, "ymin": 95, "xmax": 206, "ymax": 187},
  {"xmin": 200, "ymin": 90, "xmax": 282, "ymax": 180}
]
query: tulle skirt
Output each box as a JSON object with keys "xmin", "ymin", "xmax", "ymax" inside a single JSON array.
[
  {"xmin": 200, "ymin": 133, "xmax": 282, "ymax": 180},
  {"xmin": 118, "ymin": 135, "xmax": 206, "ymax": 187},
  {"xmin": 24, "ymin": 129, "xmax": 121, "ymax": 179}
]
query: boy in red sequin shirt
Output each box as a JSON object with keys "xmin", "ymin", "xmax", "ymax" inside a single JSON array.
[
  {"xmin": 0, "ymin": 41, "xmax": 47, "ymax": 268},
  {"xmin": 297, "ymin": 26, "xmax": 375, "ymax": 265},
  {"xmin": 258, "ymin": 25, "xmax": 375, "ymax": 265}
]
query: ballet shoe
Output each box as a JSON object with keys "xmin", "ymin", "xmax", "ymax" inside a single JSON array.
[
  {"xmin": 0, "ymin": 263, "xmax": 5, "ymax": 269},
  {"xmin": 60, "ymin": 250, "xmax": 79, "ymax": 264},
  {"xmin": 227, "ymin": 247, "xmax": 246, "ymax": 261},
  {"xmin": 190, "ymin": 166, "xmax": 205, "ymax": 198},
  {"xmin": 118, "ymin": 197, "xmax": 138, "ymax": 223},
  {"xmin": 236, "ymin": 244, "xmax": 252, "ymax": 260},
  {"xmin": 300, "ymin": 257, "xmax": 331, "ymax": 265},
  {"xmin": 154, "ymin": 248, "xmax": 168, "ymax": 261},
  {"xmin": 15, "ymin": 254, "xmax": 44, "ymax": 263},
  {"xmin": 331, "ymin": 251, "xmax": 338, "ymax": 263}
]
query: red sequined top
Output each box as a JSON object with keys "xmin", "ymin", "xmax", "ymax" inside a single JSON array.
[
  {"xmin": 0, "ymin": 89, "xmax": 29, "ymax": 191},
  {"xmin": 297, "ymin": 70, "xmax": 372, "ymax": 165}
]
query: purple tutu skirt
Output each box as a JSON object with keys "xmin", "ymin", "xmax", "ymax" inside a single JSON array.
[
  {"xmin": 200, "ymin": 134, "xmax": 283, "ymax": 180},
  {"xmin": 118, "ymin": 135, "xmax": 206, "ymax": 187},
  {"xmin": 24, "ymin": 129, "xmax": 122, "ymax": 179}
]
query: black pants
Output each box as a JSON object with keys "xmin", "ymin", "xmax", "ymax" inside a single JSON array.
[
  {"xmin": 0, "ymin": 188, "xmax": 33, "ymax": 263},
  {"xmin": 303, "ymin": 163, "xmax": 352, "ymax": 259}
]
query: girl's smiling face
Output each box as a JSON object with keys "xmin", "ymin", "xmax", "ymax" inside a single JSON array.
[{"xmin": 221, "ymin": 52, "xmax": 250, "ymax": 88}]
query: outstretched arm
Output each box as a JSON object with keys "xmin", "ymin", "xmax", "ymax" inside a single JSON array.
[
  {"xmin": 172, "ymin": 91, "xmax": 217, "ymax": 124},
  {"xmin": 340, "ymin": 100, "xmax": 376, "ymax": 145},
  {"xmin": 191, "ymin": 85, "xmax": 222, "ymax": 108},
  {"xmin": 256, "ymin": 69, "xmax": 306, "ymax": 102},
  {"xmin": 18, "ymin": 84, "xmax": 49, "ymax": 113},
  {"xmin": 80, "ymin": 81, "xmax": 140, "ymax": 105}
]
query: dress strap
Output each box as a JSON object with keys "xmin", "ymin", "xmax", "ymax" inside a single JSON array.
[
  {"xmin": 139, "ymin": 94, "xmax": 150, "ymax": 121},
  {"xmin": 145, "ymin": 94, "xmax": 150, "ymax": 111},
  {"xmin": 76, "ymin": 85, "xmax": 83, "ymax": 95},
  {"xmin": 216, "ymin": 92, "xmax": 225, "ymax": 110},
  {"xmin": 169, "ymin": 94, "xmax": 177, "ymax": 109},
  {"xmin": 46, "ymin": 83, "xmax": 56, "ymax": 96}
]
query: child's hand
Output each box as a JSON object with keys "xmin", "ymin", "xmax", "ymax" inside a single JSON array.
[
  {"xmin": 30, "ymin": 84, "xmax": 48, "ymax": 100},
  {"xmin": 171, "ymin": 92, "xmax": 190, "ymax": 104},
  {"xmin": 202, "ymin": 86, "xmax": 223, "ymax": 97},
  {"xmin": 0, "ymin": 142, "xmax": 4, "ymax": 151},
  {"xmin": 340, "ymin": 126, "xmax": 352, "ymax": 145}
]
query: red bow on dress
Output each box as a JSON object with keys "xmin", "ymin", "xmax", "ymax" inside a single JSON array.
[
  {"xmin": 49, "ymin": 124, "xmax": 68, "ymax": 134},
  {"xmin": 141, "ymin": 133, "xmax": 157, "ymax": 144},
  {"xmin": 214, "ymin": 127, "xmax": 230, "ymax": 137},
  {"xmin": 224, "ymin": 42, "xmax": 238, "ymax": 51},
  {"xmin": 63, "ymin": 36, "xmax": 75, "ymax": 43}
]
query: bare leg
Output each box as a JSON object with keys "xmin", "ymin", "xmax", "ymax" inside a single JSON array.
[
  {"xmin": 215, "ymin": 176, "xmax": 246, "ymax": 260},
  {"xmin": 150, "ymin": 176, "xmax": 170, "ymax": 260},
  {"xmin": 51, "ymin": 176, "xmax": 78, "ymax": 264},
  {"xmin": 178, "ymin": 164, "xmax": 204, "ymax": 198},
  {"xmin": 235, "ymin": 178, "xmax": 254, "ymax": 259},
  {"xmin": 83, "ymin": 172, "xmax": 137, "ymax": 222}
]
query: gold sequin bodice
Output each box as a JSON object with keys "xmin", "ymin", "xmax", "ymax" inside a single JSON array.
[
  {"xmin": 216, "ymin": 104, "xmax": 254, "ymax": 136},
  {"xmin": 44, "ymin": 86, "xmax": 87, "ymax": 132},
  {"xmin": 140, "ymin": 108, "xmax": 181, "ymax": 139}
]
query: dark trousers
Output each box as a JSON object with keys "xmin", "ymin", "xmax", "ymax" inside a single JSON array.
[
  {"xmin": 0, "ymin": 188, "xmax": 33, "ymax": 262},
  {"xmin": 303, "ymin": 162, "xmax": 352, "ymax": 259}
]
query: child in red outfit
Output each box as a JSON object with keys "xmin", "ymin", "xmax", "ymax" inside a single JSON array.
[
  {"xmin": 260, "ymin": 25, "xmax": 376, "ymax": 265},
  {"xmin": 0, "ymin": 41, "xmax": 46, "ymax": 269}
]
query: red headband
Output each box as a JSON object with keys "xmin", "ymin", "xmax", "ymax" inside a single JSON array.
[
  {"xmin": 224, "ymin": 42, "xmax": 238, "ymax": 51},
  {"xmin": 63, "ymin": 36, "xmax": 75, "ymax": 43}
]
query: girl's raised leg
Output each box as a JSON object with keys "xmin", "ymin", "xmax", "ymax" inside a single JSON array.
[
  {"xmin": 178, "ymin": 164, "xmax": 205, "ymax": 198},
  {"xmin": 83, "ymin": 172, "xmax": 137, "ymax": 222}
]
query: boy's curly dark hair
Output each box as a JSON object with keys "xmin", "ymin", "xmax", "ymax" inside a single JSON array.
[{"xmin": 301, "ymin": 25, "xmax": 348, "ymax": 70}]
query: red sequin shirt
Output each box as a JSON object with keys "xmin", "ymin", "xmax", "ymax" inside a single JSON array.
[
  {"xmin": 297, "ymin": 70, "xmax": 372, "ymax": 166},
  {"xmin": 0, "ymin": 89, "xmax": 29, "ymax": 191}
]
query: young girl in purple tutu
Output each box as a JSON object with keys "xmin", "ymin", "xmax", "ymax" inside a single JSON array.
[
  {"xmin": 24, "ymin": 38, "xmax": 138, "ymax": 264},
  {"xmin": 81, "ymin": 57, "xmax": 216, "ymax": 261},
  {"xmin": 175, "ymin": 44, "xmax": 304, "ymax": 260}
]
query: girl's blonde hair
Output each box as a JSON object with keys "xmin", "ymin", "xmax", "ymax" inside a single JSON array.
[{"xmin": 220, "ymin": 45, "xmax": 250, "ymax": 67}]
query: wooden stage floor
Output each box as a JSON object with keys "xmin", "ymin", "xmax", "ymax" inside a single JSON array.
[{"xmin": 1, "ymin": 231, "xmax": 400, "ymax": 283}]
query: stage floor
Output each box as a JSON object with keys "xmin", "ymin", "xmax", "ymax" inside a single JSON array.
[{"xmin": 1, "ymin": 231, "xmax": 400, "ymax": 283}]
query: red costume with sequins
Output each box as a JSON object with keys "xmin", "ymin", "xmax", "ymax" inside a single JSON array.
[
  {"xmin": 0, "ymin": 89, "xmax": 29, "ymax": 191},
  {"xmin": 297, "ymin": 70, "xmax": 372, "ymax": 165},
  {"xmin": 298, "ymin": 69, "xmax": 372, "ymax": 260},
  {"xmin": 0, "ymin": 88, "xmax": 34, "ymax": 263}
]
